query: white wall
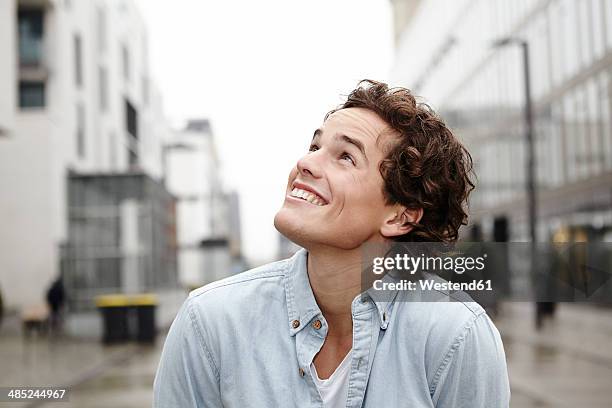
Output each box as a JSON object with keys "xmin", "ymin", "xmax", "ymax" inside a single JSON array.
[{"xmin": 165, "ymin": 126, "xmax": 231, "ymax": 287}]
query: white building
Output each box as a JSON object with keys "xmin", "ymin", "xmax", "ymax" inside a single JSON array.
[
  {"xmin": 164, "ymin": 119, "xmax": 233, "ymax": 287},
  {"xmin": 0, "ymin": 0, "xmax": 170, "ymax": 311},
  {"xmin": 391, "ymin": 0, "xmax": 612, "ymax": 244}
]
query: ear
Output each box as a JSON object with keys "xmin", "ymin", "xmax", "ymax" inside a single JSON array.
[{"xmin": 380, "ymin": 206, "xmax": 424, "ymax": 238}]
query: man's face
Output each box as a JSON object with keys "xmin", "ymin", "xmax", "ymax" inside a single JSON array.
[{"xmin": 274, "ymin": 107, "xmax": 399, "ymax": 250}]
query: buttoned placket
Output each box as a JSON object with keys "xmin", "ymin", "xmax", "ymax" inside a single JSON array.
[
  {"xmin": 344, "ymin": 296, "xmax": 382, "ymax": 408},
  {"xmin": 284, "ymin": 249, "xmax": 400, "ymax": 407},
  {"xmin": 295, "ymin": 314, "xmax": 327, "ymax": 406}
]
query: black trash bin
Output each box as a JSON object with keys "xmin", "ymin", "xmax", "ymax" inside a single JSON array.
[
  {"xmin": 95, "ymin": 295, "xmax": 130, "ymax": 344},
  {"xmin": 132, "ymin": 294, "xmax": 157, "ymax": 343}
]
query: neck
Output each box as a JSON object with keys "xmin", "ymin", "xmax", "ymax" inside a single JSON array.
[{"xmin": 306, "ymin": 246, "xmax": 363, "ymax": 338}]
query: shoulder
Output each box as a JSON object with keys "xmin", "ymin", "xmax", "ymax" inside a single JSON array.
[
  {"xmin": 392, "ymin": 274, "xmax": 504, "ymax": 383},
  {"xmin": 187, "ymin": 257, "xmax": 291, "ymax": 314},
  {"xmin": 182, "ymin": 255, "xmax": 303, "ymax": 337},
  {"xmin": 395, "ymin": 272, "xmax": 487, "ymax": 335}
]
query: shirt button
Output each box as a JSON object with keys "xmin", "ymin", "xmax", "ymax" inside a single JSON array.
[
  {"xmin": 299, "ymin": 367, "xmax": 305, "ymax": 377},
  {"xmin": 312, "ymin": 320, "xmax": 322, "ymax": 330},
  {"xmin": 292, "ymin": 319, "xmax": 300, "ymax": 329}
]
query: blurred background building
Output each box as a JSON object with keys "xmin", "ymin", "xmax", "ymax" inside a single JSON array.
[
  {"xmin": 391, "ymin": 0, "xmax": 612, "ymax": 247},
  {"xmin": 0, "ymin": 0, "xmax": 241, "ymax": 334},
  {"xmin": 163, "ymin": 119, "xmax": 245, "ymax": 289}
]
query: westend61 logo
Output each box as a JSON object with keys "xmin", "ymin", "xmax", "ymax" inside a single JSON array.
[{"xmin": 372, "ymin": 253, "xmax": 488, "ymax": 275}]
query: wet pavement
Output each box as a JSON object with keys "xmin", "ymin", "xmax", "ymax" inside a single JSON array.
[
  {"xmin": 1, "ymin": 302, "xmax": 611, "ymax": 407},
  {"xmin": 0, "ymin": 315, "xmax": 159, "ymax": 408},
  {"xmin": 498, "ymin": 302, "xmax": 612, "ymax": 407}
]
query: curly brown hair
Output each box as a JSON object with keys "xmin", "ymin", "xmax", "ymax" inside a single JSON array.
[{"xmin": 326, "ymin": 80, "xmax": 475, "ymax": 243}]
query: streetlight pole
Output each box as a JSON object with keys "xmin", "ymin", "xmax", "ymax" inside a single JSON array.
[
  {"xmin": 493, "ymin": 37, "xmax": 540, "ymax": 325},
  {"xmin": 493, "ymin": 38, "xmax": 537, "ymax": 245},
  {"xmin": 520, "ymin": 41, "xmax": 537, "ymax": 252}
]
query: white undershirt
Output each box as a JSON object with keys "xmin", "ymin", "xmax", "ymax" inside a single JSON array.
[{"xmin": 309, "ymin": 350, "xmax": 352, "ymax": 408}]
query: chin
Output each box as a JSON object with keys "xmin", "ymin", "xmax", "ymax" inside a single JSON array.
[
  {"xmin": 273, "ymin": 208, "xmax": 308, "ymax": 247},
  {"xmin": 274, "ymin": 209, "xmax": 368, "ymax": 251}
]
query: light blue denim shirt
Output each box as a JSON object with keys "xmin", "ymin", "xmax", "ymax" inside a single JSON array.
[{"xmin": 154, "ymin": 249, "xmax": 510, "ymax": 407}]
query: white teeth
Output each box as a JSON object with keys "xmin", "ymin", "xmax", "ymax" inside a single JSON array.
[{"xmin": 290, "ymin": 188, "xmax": 326, "ymax": 206}]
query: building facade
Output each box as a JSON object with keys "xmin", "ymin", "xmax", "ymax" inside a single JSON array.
[
  {"xmin": 0, "ymin": 0, "xmax": 172, "ymax": 310},
  {"xmin": 164, "ymin": 119, "xmax": 236, "ymax": 288},
  {"xmin": 391, "ymin": 0, "xmax": 612, "ymax": 244}
]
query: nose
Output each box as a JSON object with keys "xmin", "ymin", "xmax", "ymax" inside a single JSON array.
[{"xmin": 296, "ymin": 150, "xmax": 323, "ymax": 179}]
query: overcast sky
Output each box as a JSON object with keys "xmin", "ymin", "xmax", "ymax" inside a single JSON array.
[{"xmin": 135, "ymin": 0, "xmax": 394, "ymax": 265}]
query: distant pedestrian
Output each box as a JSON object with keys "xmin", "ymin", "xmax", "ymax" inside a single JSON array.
[{"xmin": 46, "ymin": 277, "xmax": 65, "ymax": 332}]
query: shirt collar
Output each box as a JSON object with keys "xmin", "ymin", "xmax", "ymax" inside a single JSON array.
[{"xmin": 284, "ymin": 248, "xmax": 399, "ymax": 335}]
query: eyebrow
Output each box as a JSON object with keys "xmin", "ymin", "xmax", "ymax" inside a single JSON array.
[{"xmin": 311, "ymin": 128, "xmax": 368, "ymax": 162}]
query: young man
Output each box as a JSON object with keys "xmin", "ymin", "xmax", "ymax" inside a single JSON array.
[{"xmin": 154, "ymin": 80, "xmax": 510, "ymax": 407}]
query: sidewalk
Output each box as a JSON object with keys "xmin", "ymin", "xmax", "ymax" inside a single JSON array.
[
  {"xmin": 0, "ymin": 314, "xmax": 159, "ymax": 408},
  {"xmin": 496, "ymin": 302, "xmax": 612, "ymax": 408}
]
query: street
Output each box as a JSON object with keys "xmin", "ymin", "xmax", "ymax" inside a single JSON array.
[{"xmin": 1, "ymin": 302, "xmax": 611, "ymax": 407}]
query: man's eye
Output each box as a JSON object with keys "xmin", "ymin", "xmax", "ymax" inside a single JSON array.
[
  {"xmin": 309, "ymin": 144, "xmax": 319, "ymax": 152},
  {"xmin": 341, "ymin": 153, "xmax": 355, "ymax": 165}
]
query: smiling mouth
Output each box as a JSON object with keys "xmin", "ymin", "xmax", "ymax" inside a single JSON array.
[{"xmin": 290, "ymin": 188, "xmax": 328, "ymax": 206}]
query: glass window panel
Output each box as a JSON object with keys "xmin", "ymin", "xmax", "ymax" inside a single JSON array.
[
  {"xmin": 586, "ymin": 78, "xmax": 602, "ymax": 174},
  {"xmin": 577, "ymin": 0, "xmax": 593, "ymax": 68},
  {"xmin": 549, "ymin": 1, "xmax": 564, "ymax": 85},
  {"xmin": 575, "ymin": 87, "xmax": 590, "ymax": 179},
  {"xmin": 563, "ymin": 92, "xmax": 578, "ymax": 181},
  {"xmin": 122, "ymin": 44, "xmax": 130, "ymax": 82},
  {"xmin": 601, "ymin": 71, "xmax": 612, "ymax": 170},
  {"xmin": 550, "ymin": 103, "xmax": 564, "ymax": 186},
  {"xmin": 98, "ymin": 65, "xmax": 107, "ymax": 112},
  {"xmin": 76, "ymin": 103, "xmax": 85, "ymax": 158},
  {"xmin": 591, "ymin": 0, "xmax": 605, "ymax": 60},
  {"xmin": 96, "ymin": 6, "xmax": 106, "ymax": 53},
  {"xmin": 19, "ymin": 81, "xmax": 45, "ymax": 108},
  {"xmin": 74, "ymin": 34, "xmax": 82, "ymax": 87},
  {"xmin": 561, "ymin": 0, "xmax": 579, "ymax": 79},
  {"xmin": 604, "ymin": 0, "xmax": 612, "ymax": 48},
  {"xmin": 18, "ymin": 9, "xmax": 43, "ymax": 66}
]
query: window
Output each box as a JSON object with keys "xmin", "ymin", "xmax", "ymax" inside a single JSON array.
[
  {"xmin": 18, "ymin": 9, "xmax": 43, "ymax": 66},
  {"xmin": 122, "ymin": 44, "xmax": 130, "ymax": 82},
  {"xmin": 99, "ymin": 66, "xmax": 108, "ymax": 112},
  {"xmin": 586, "ymin": 78, "xmax": 602, "ymax": 175},
  {"xmin": 125, "ymin": 99, "xmax": 138, "ymax": 138},
  {"xmin": 76, "ymin": 103, "xmax": 85, "ymax": 158},
  {"xmin": 142, "ymin": 76, "xmax": 149, "ymax": 106},
  {"xmin": 550, "ymin": 103, "xmax": 565, "ymax": 186},
  {"xmin": 74, "ymin": 34, "xmax": 83, "ymax": 87},
  {"xmin": 563, "ymin": 92, "xmax": 578, "ymax": 181},
  {"xmin": 591, "ymin": 0, "xmax": 605, "ymax": 60},
  {"xmin": 96, "ymin": 7, "xmax": 107, "ymax": 53},
  {"xmin": 19, "ymin": 81, "xmax": 45, "ymax": 108},
  {"xmin": 128, "ymin": 148, "xmax": 138, "ymax": 168},
  {"xmin": 605, "ymin": 0, "xmax": 612, "ymax": 49},
  {"xmin": 577, "ymin": 0, "xmax": 592, "ymax": 68},
  {"xmin": 109, "ymin": 132, "xmax": 117, "ymax": 169},
  {"xmin": 561, "ymin": 0, "xmax": 579, "ymax": 79},
  {"xmin": 548, "ymin": 1, "xmax": 564, "ymax": 87},
  {"xmin": 602, "ymin": 70, "xmax": 612, "ymax": 171}
]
